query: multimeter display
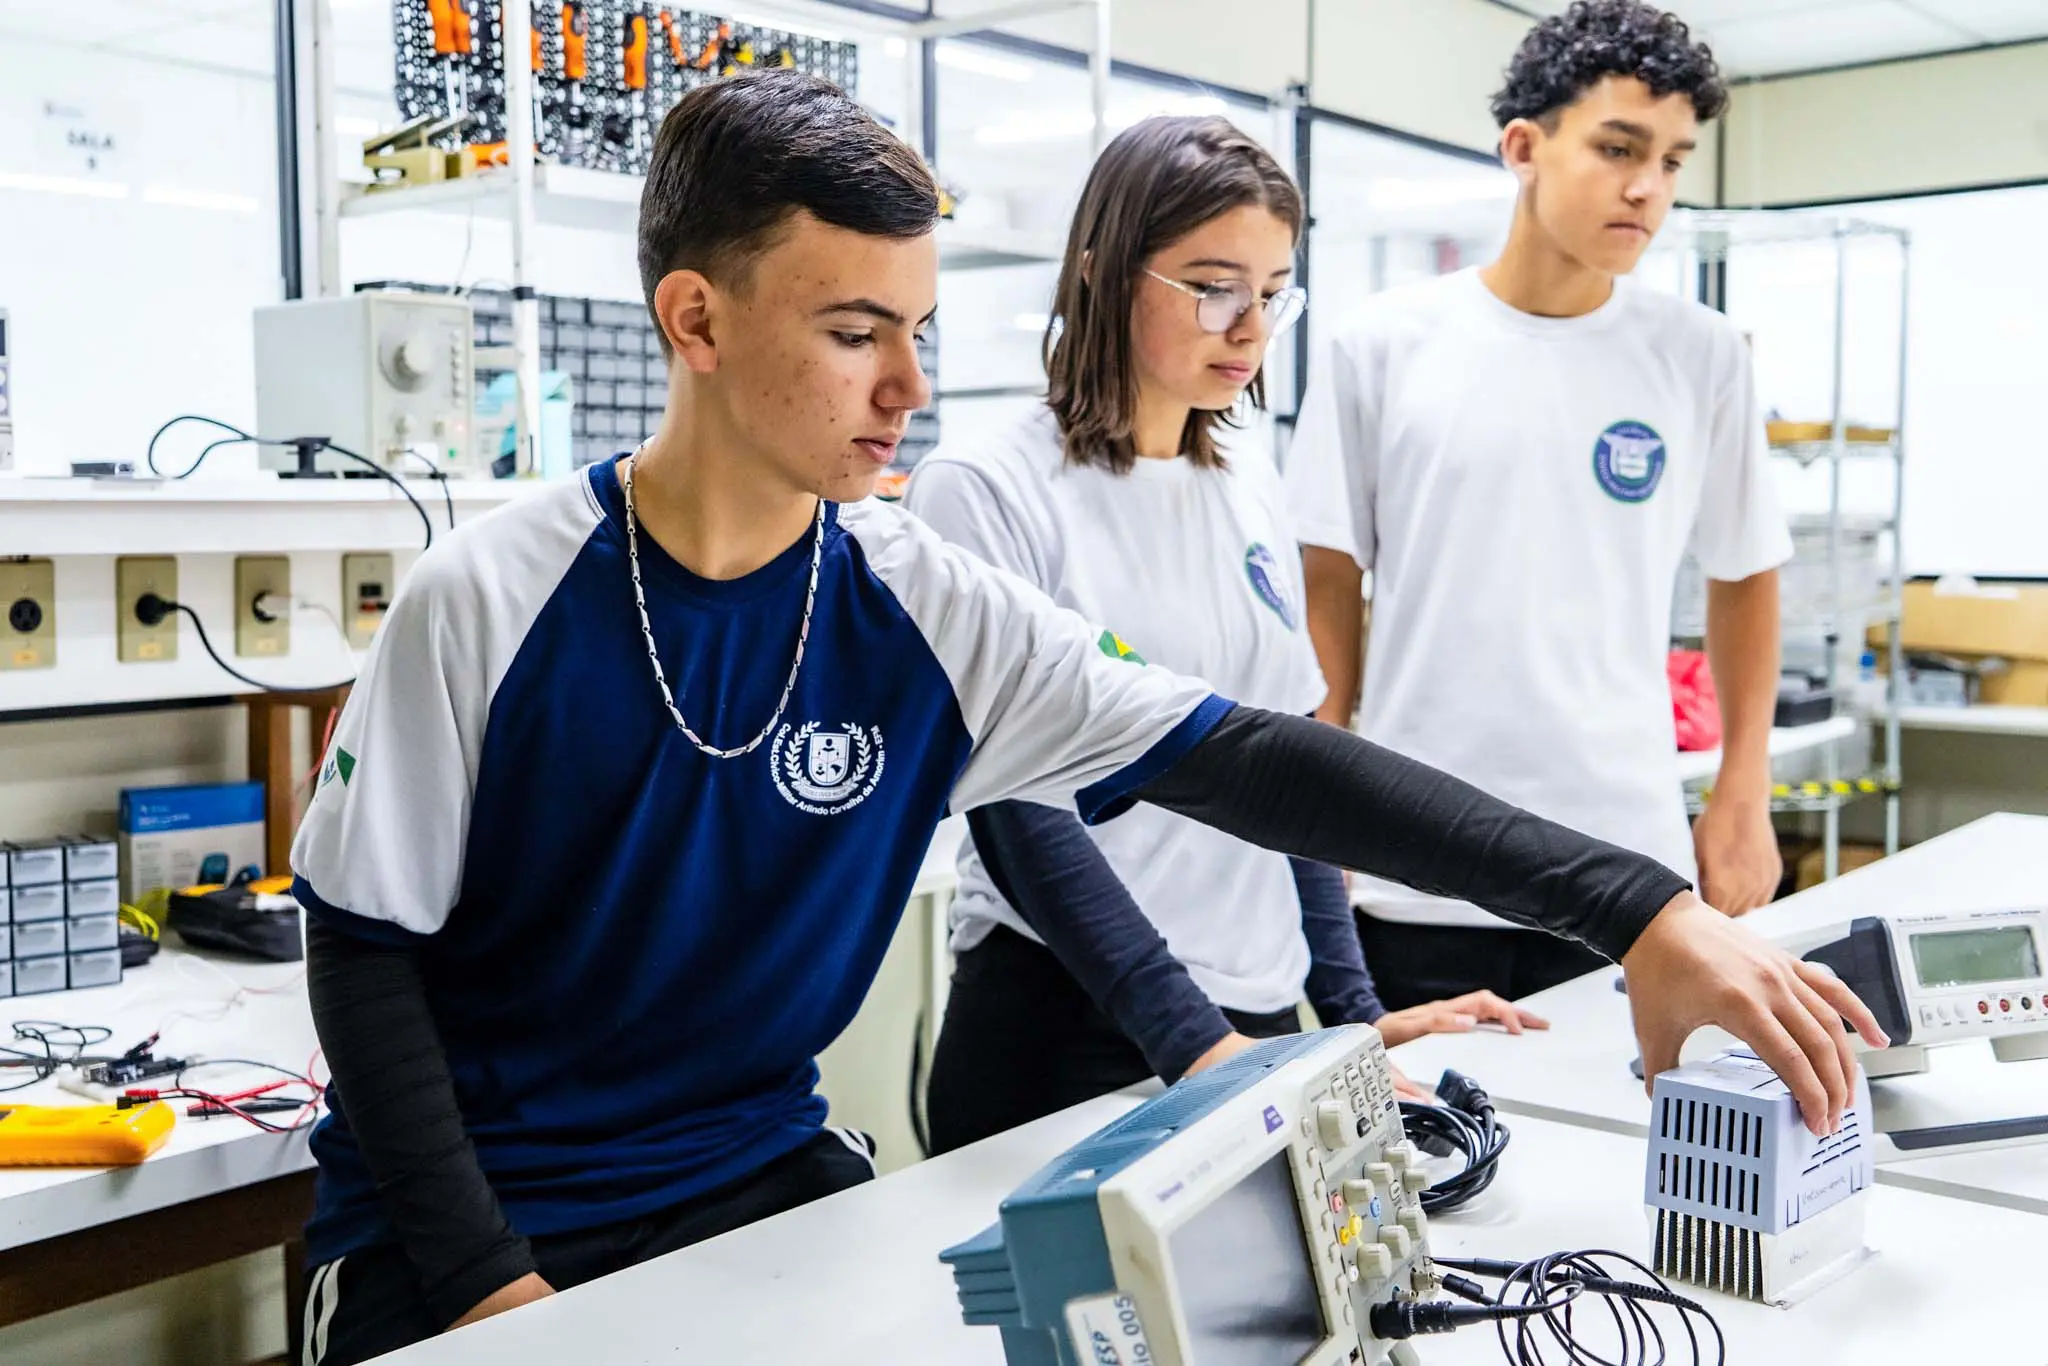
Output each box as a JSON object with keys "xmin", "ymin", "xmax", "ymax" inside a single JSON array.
[{"xmin": 1910, "ymin": 926, "xmax": 2041, "ymax": 988}]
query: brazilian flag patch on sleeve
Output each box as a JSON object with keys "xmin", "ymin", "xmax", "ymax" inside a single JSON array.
[{"xmin": 1097, "ymin": 629, "xmax": 1146, "ymax": 666}]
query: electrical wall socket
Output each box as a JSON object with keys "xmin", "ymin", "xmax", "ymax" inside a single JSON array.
[
  {"xmin": 235, "ymin": 556, "xmax": 292, "ymax": 658},
  {"xmin": 0, "ymin": 558, "xmax": 56, "ymax": 671},
  {"xmin": 116, "ymin": 556, "xmax": 181, "ymax": 663},
  {"xmin": 341, "ymin": 552, "xmax": 394, "ymax": 651}
]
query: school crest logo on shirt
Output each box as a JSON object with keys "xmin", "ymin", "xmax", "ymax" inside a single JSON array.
[
  {"xmin": 1244, "ymin": 543, "xmax": 1299, "ymax": 630},
  {"xmin": 771, "ymin": 721, "xmax": 885, "ymax": 815},
  {"xmin": 1592, "ymin": 420, "xmax": 1667, "ymax": 503}
]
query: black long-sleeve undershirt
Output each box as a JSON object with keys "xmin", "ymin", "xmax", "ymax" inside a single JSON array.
[
  {"xmin": 305, "ymin": 917, "xmax": 537, "ymax": 1326},
  {"xmin": 1132, "ymin": 707, "xmax": 1689, "ymax": 963}
]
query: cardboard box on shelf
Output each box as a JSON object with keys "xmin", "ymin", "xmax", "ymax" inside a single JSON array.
[
  {"xmin": 1795, "ymin": 841, "xmax": 1887, "ymax": 893},
  {"xmin": 1980, "ymin": 660, "xmax": 2048, "ymax": 707},
  {"xmin": 1880, "ymin": 579, "xmax": 2048, "ymax": 658},
  {"xmin": 1873, "ymin": 580, "xmax": 2048, "ymax": 707}
]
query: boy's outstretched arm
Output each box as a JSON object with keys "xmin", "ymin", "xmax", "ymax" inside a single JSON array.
[{"xmin": 1126, "ymin": 706, "xmax": 1887, "ymax": 1136}]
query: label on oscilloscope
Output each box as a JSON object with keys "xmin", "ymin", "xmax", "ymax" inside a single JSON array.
[{"xmin": 1065, "ymin": 1293, "xmax": 1154, "ymax": 1365}]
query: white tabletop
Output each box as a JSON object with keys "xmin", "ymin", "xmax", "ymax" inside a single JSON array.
[
  {"xmin": 366, "ymin": 1099, "xmax": 2047, "ymax": 1364},
  {"xmin": 1390, "ymin": 813, "xmax": 2048, "ymax": 1214},
  {"xmin": 0, "ymin": 823, "xmax": 956, "ymax": 1256},
  {"xmin": 0, "ymin": 943, "xmax": 317, "ymax": 1250},
  {"xmin": 369, "ymin": 1094, "xmax": 1141, "ymax": 1365},
  {"xmin": 1420, "ymin": 1118, "xmax": 2042, "ymax": 1361}
]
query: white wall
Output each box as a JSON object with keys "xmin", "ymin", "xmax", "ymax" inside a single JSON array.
[
  {"xmin": 1310, "ymin": 0, "xmax": 1524, "ymax": 155},
  {"xmin": 1709, "ymin": 186, "xmax": 2048, "ymax": 578},
  {"xmin": 0, "ymin": 37, "xmax": 283, "ymax": 477},
  {"xmin": 934, "ymin": 0, "xmax": 1310, "ymax": 98},
  {"xmin": 1722, "ymin": 42, "xmax": 2048, "ymax": 207}
]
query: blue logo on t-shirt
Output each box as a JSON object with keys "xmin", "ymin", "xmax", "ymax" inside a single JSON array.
[
  {"xmin": 1244, "ymin": 543, "xmax": 1298, "ymax": 630},
  {"xmin": 1592, "ymin": 420, "xmax": 1667, "ymax": 503}
]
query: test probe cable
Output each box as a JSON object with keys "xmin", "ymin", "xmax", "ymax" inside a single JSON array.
[
  {"xmin": 1401, "ymin": 1068, "xmax": 1510, "ymax": 1215},
  {"xmin": 119, "ymin": 1056, "xmax": 327, "ymax": 1134},
  {"xmin": 1399, "ymin": 1249, "xmax": 1727, "ymax": 1366},
  {"xmin": 1367, "ymin": 1278, "xmax": 1584, "ymax": 1347},
  {"xmin": 144, "ymin": 415, "xmax": 436, "ymax": 550}
]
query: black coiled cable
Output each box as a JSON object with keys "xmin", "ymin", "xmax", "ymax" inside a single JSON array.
[
  {"xmin": 1402, "ymin": 1067, "xmax": 1510, "ymax": 1214},
  {"xmin": 1434, "ymin": 1250, "xmax": 1728, "ymax": 1365}
]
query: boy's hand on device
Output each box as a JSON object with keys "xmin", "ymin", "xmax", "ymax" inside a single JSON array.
[
  {"xmin": 1622, "ymin": 891, "xmax": 1887, "ymax": 1136},
  {"xmin": 450, "ymin": 1272, "xmax": 555, "ymax": 1330}
]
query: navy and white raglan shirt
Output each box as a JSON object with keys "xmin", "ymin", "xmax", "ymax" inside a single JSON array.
[{"xmin": 290, "ymin": 456, "xmax": 1231, "ymax": 1275}]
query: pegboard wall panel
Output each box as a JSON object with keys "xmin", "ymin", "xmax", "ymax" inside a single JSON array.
[{"xmin": 394, "ymin": 3, "xmax": 859, "ymax": 175}]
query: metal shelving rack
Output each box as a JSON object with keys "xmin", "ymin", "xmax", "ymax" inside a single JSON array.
[
  {"xmin": 1664, "ymin": 210, "xmax": 1911, "ymax": 880},
  {"xmin": 297, "ymin": 0, "xmax": 1112, "ymax": 476}
]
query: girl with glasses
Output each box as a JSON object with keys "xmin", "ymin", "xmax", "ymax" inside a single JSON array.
[{"xmin": 907, "ymin": 115, "xmax": 1542, "ymax": 1154}]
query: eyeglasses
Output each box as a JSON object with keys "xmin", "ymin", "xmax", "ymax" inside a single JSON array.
[{"xmin": 1143, "ymin": 269, "xmax": 1307, "ymax": 337}]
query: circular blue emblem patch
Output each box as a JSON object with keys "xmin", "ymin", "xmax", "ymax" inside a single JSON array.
[
  {"xmin": 1592, "ymin": 420, "xmax": 1667, "ymax": 503},
  {"xmin": 1244, "ymin": 543, "xmax": 1298, "ymax": 630}
]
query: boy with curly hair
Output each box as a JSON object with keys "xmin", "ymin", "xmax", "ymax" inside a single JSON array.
[{"xmin": 1290, "ymin": 2, "xmax": 1795, "ymax": 1004}]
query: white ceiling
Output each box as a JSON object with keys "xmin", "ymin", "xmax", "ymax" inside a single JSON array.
[
  {"xmin": 6, "ymin": 0, "xmax": 2047, "ymax": 83},
  {"xmin": 1508, "ymin": 0, "xmax": 2048, "ymax": 78}
]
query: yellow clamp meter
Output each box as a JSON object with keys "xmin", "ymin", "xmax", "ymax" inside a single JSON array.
[{"xmin": 0, "ymin": 1102, "xmax": 176, "ymax": 1166}]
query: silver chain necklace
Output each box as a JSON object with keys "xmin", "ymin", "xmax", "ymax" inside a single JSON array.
[{"xmin": 619, "ymin": 451, "xmax": 824, "ymax": 760}]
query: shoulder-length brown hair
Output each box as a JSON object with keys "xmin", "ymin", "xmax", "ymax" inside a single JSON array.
[{"xmin": 1045, "ymin": 115, "xmax": 1303, "ymax": 474}]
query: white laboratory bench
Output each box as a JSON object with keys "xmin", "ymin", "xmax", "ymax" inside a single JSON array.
[
  {"xmin": 0, "ymin": 941, "xmax": 318, "ymax": 1338},
  {"xmin": 363, "ymin": 1099, "xmax": 2047, "ymax": 1364},
  {"xmin": 1390, "ymin": 813, "xmax": 2048, "ymax": 1215},
  {"xmin": 0, "ymin": 945, "xmax": 317, "ymax": 1251}
]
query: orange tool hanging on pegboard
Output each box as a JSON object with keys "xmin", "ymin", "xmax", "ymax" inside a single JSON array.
[
  {"xmin": 562, "ymin": 1, "xmax": 588, "ymax": 81},
  {"xmin": 624, "ymin": 11, "xmax": 649, "ymax": 91}
]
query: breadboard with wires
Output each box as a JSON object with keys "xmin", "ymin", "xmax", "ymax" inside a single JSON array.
[
  {"xmin": 391, "ymin": 3, "xmax": 859, "ymax": 177},
  {"xmin": 1645, "ymin": 1048, "xmax": 1875, "ymax": 1305}
]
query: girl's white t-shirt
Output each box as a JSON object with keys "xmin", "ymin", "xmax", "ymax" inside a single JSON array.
[{"xmin": 907, "ymin": 406, "xmax": 1327, "ymax": 1012}]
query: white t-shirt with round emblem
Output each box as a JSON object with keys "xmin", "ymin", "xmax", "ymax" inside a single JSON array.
[
  {"xmin": 907, "ymin": 405, "xmax": 1328, "ymax": 1012},
  {"xmin": 1284, "ymin": 269, "xmax": 1793, "ymax": 930}
]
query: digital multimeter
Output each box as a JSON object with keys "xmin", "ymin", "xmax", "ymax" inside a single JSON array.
[
  {"xmin": 1795, "ymin": 907, "xmax": 2048, "ymax": 1051},
  {"xmin": 0, "ymin": 1103, "xmax": 176, "ymax": 1166}
]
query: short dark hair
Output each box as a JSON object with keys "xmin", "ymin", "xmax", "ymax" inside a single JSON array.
[
  {"xmin": 1491, "ymin": 1, "xmax": 1727, "ymax": 129},
  {"xmin": 1046, "ymin": 116, "xmax": 1302, "ymax": 474},
  {"xmin": 638, "ymin": 70, "xmax": 939, "ymax": 338}
]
